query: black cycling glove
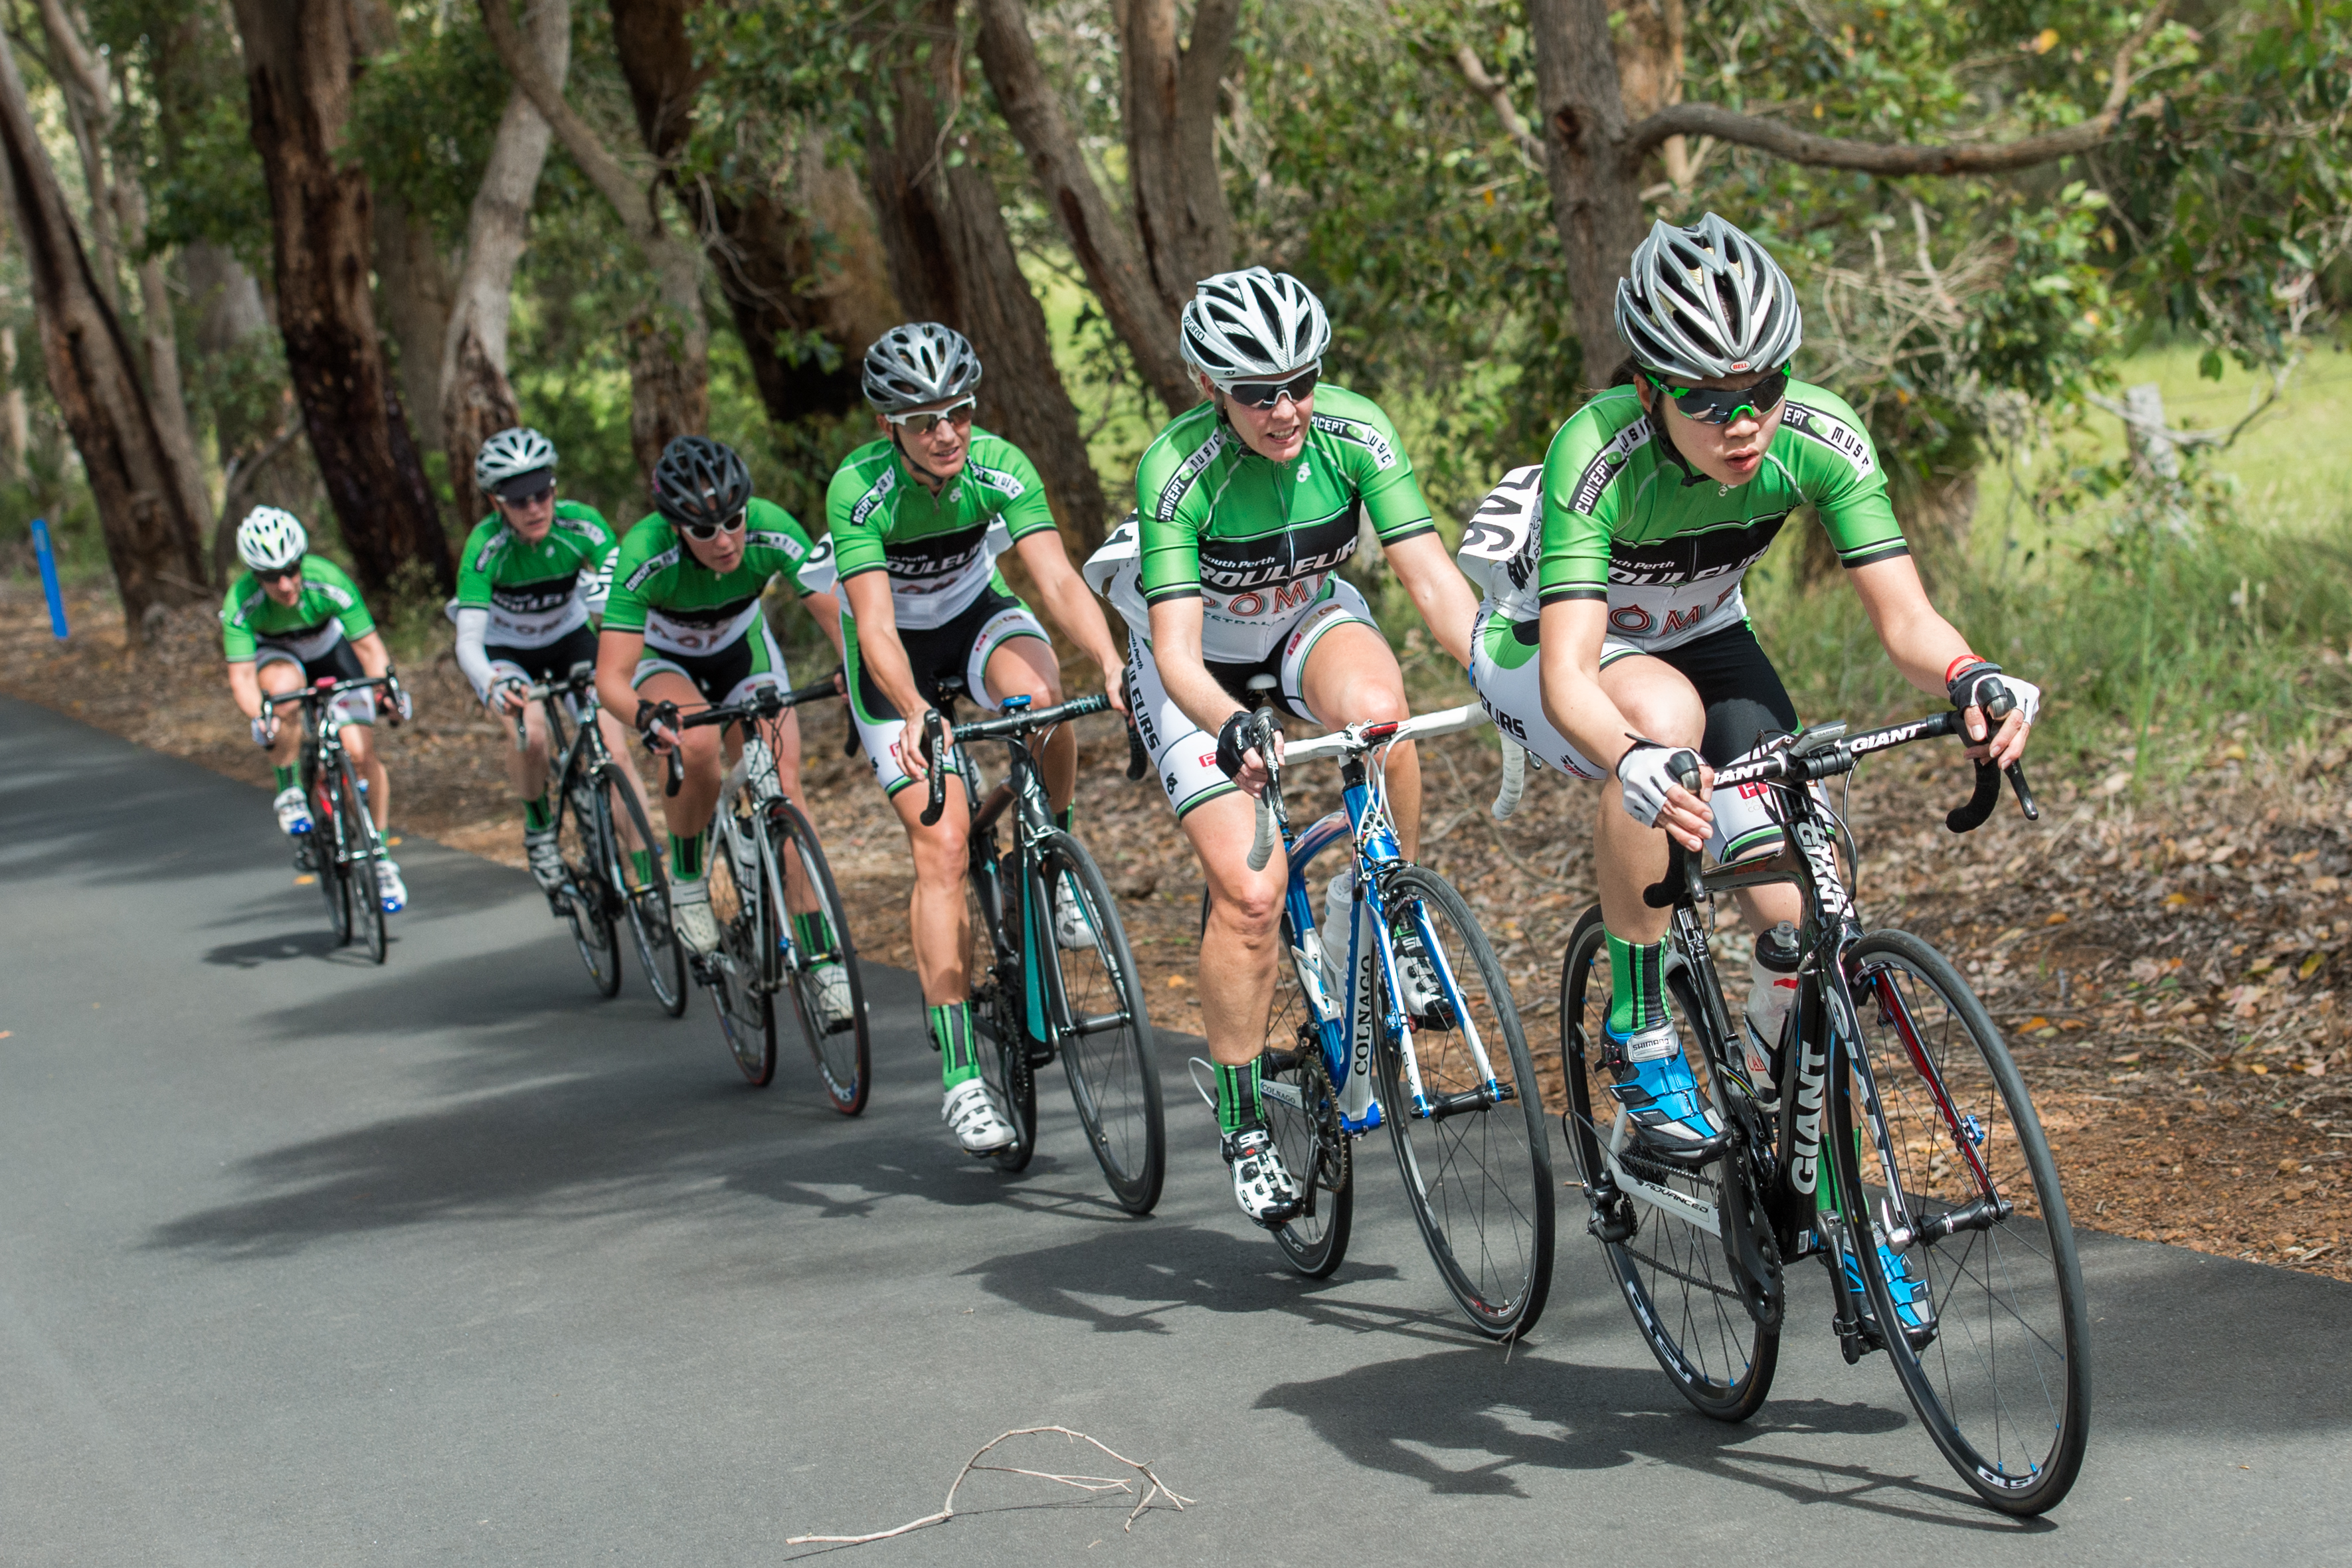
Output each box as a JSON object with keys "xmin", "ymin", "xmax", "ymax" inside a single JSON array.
[{"xmin": 1214, "ymin": 710, "xmax": 1267, "ymax": 780}]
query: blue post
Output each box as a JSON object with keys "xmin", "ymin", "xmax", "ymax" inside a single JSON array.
[{"xmin": 29, "ymin": 518, "xmax": 68, "ymax": 640}]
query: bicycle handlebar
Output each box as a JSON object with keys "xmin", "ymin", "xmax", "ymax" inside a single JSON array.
[
  {"xmin": 1493, "ymin": 737, "xmax": 1527, "ymax": 822},
  {"xmin": 519, "ymin": 659, "xmax": 599, "ymax": 704},
  {"xmin": 917, "ymin": 693, "xmax": 1118, "ymax": 827},
  {"xmin": 652, "ymin": 672, "xmax": 846, "ymax": 797},
  {"xmin": 1246, "ymin": 701, "xmax": 1502, "ymax": 872},
  {"xmin": 264, "ymin": 673, "xmax": 392, "ymax": 711}
]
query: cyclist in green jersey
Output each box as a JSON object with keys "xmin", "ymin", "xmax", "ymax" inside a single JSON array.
[
  {"xmin": 451, "ymin": 427, "xmax": 639, "ymax": 899},
  {"xmin": 593, "ymin": 436, "xmax": 852, "ymax": 1026},
  {"xmin": 1465, "ymin": 214, "xmax": 2038, "ymax": 1198},
  {"xmin": 220, "ymin": 505, "xmax": 413, "ymax": 912},
  {"xmin": 1089, "ymin": 268, "xmax": 1480, "ymax": 1224},
  {"xmin": 808, "ymin": 321, "xmax": 1127, "ymax": 1156}
]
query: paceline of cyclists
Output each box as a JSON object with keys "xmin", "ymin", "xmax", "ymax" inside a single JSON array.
[{"xmin": 219, "ymin": 213, "xmax": 2038, "ymax": 1235}]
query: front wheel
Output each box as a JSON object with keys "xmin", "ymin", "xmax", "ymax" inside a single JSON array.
[
  {"xmin": 560, "ymin": 782, "xmax": 622, "ymax": 998},
  {"xmin": 1376, "ymin": 867, "xmax": 1553, "ymax": 1340},
  {"xmin": 968, "ymin": 859, "xmax": 1037, "ymax": 1172},
  {"xmin": 310, "ymin": 759, "xmax": 351, "ymax": 946},
  {"xmin": 1035, "ymin": 831, "xmax": 1164, "ymax": 1215},
  {"xmin": 765, "ymin": 799, "xmax": 869, "ymax": 1116},
  {"xmin": 709, "ymin": 817, "xmax": 776, "ymax": 1087},
  {"xmin": 334, "ymin": 753, "xmax": 387, "ymax": 966},
  {"xmin": 1839, "ymin": 929, "xmax": 2091, "ymax": 1516},
  {"xmin": 598, "ymin": 762, "xmax": 686, "ymax": 1017},
  {"xmin": 1561, "ymin": 906, "xmax": 1778, "ymax": 1417}
]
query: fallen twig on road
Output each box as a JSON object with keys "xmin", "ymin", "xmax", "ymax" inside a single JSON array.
[{"xmin": 784, "ymin": 1425, "xmax": 1194, "ymax": 1545}]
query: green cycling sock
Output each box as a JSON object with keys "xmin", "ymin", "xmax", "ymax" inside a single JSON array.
[
  {"xmin": 521, "ymin": 792, "xmax": 553, "ymax": 833},
  {"xmin": 929, "ymin": 1000, "xmax": 979, "ymax": 1089},
  {"xmin": 792, "ymin": 911, "xmax": 834, "ymax": 961},
  {"xmin": 628, "ymin": 847, "xmax": 656, "ymax": 886},
  {"xmin": 272, "ymin": 764, "xmax": 296, "ymax": 792},
  {"xmin": 668, "ymin": 831, "xmax": 704, "ymax": 881},
  {"xmin": 1605, "ymin": 930, "xmax": 1669, "ymax": 1038},
  {"xmin": 1214, "ymin": 1059, "xmax": 1263, "ymax": 1136},
  {"xmin": 1053, "ymin": 804, "xmax": 1075, "ymax": 833}
]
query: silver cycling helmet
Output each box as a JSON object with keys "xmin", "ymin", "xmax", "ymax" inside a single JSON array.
[
  {"xmin": 1179, "ymin": 266, "xmax": 1330, "ymax": 385},
  {"xmin": 1615, "ymin": 213, "xmax": 1803, "ymax": 383},
  {"xmin": 474, "ymin": 426, "xmax": 558, "ymax": 499},
  {"xmin": 861, "ymin": 322, "xmax": 982, "ymax": 414},
  {"xmin": 236, "ymin": 505, "xmax": 308, "ymax": 572}
]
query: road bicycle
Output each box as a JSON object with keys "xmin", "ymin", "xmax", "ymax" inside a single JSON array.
[
  {"xmin": 1556, "ymin": 703, "xmax": 2090, "ymax": 1513},
  {"xmin": 920, "ymin": 691, "xmax": 1164, "ymax": 1213},
  {"xmin": 267, "ymin": 673, "xmax": 396, "ymax": 965},
  {"xmin": 1238, "ymin": 692, "xmax": 1553, "ymax": 1340},
  {"xmin": 659, "ymin": 679, "xmax": 869, "ymax": 1110},
  {"xmin": 508, "ymin": 661, "xmax": 685, "ymax": 1013}
]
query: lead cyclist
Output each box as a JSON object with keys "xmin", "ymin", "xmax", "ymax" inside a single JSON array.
[
  {"xmin": 1465, "ymin": 213, "xmax": 2038, "ymax": 1329},
  {"xmin": 1093, "ymin": 267, "xmax": 1480, "ymax": 1227}
]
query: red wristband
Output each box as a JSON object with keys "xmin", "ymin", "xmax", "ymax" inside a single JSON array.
[{"xmin": 1944, "ymin": 653, "xmax": 1986, "ymax": 687}]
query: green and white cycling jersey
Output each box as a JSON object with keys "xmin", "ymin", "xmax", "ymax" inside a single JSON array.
[
  {"xmin": 452, "ymin": 500, "xmax": 616, "ymax": 648},
  {"xmin": 602, "ymin": 499, "xmax": 813, "ymax": 659},
  {"xmin": 1093, "ymin": 385, "xmax": 1436, "ymax": 661},
  {"xmin": 1459, "ymin": 381, "xmax": 1906, "ymax": 651},
  {"xmin": 219, "ymin": 555, "xmax": 375, "ymax": 663},
  {"xmin": 804, "ymin": 429, "xmax": 1057, "ymax": 631}
]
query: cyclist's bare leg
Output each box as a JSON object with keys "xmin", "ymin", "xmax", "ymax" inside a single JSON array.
[
  {"xmin": 1184, "ymin": 790, "xmax": 1287, "ymax": 1069},
  {"xmin": 980, "ymin": 635, "xmax": 1069, "ymax": 810},
  {"xmin": 593, "ymin": 707, "xmax": 654, "ymax": 842},
  {"xmin": 506, "ymin": 698, "xmax": 551, "ymax": 802},
  {"xmin": 255, "ymin": 661, "xmax": 305, "ymax": 774},
  {"xmin": 635, "ymin": 669, "xmax": 719, "ymax": 837},
  {"xmin": 1294, "ymin": 622, "xmax": 1421, "ymax": 856},
  {"xmin": 341, "ymin": 721, "xmax": 391, "ymax": 831},
  {"xmin": 887, "ymin": 769, "xmax": 972, "ymax": 1006}
]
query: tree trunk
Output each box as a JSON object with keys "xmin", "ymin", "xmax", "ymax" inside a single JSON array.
[
  {"xmin": 973, "ymin": 0, "xmax": 1194, "ymax": 414},
  {"xmin": 0, "ymin": 28, "xmax": 209, "ymax": 636},
  {"xmin": 793, "ymin": 137, "xmax": 904, "ymax": 363},
  {"xmin": 1612, "ymin": 0, "xmax": 1692, "ymax": 188},
  {"xmin": 370, "ymin": 188, "xmax": 454, "ymax": 454},
  {"xmin": 1528, "ymin": 0, "xmax": 1649, "ymax": 389},
  {"xmin": 231, "ymin": 0, "xmax": 450, "ymax": 593},
  {"xmin": 863, "ymin": 0, "xmax": 1106, "ymax": 553},
  {"xmin": 441, "ymin": 0, "xmax": 569, "ymax": 528},
  {"xmin": 1, "ymin": 325, "xmax": 27, "ymax": 478},
  {"xmin": 1117, "ymin": 0, "xmax": 1239, "ymax": 317}
]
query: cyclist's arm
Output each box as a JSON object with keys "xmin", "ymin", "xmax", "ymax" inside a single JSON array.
[
  {"xmin": 1848, "ymin": 556, "xmax": 2029, "ymax": 766},
  {"xmin": 842, "ymin": 571, "xmax": 936, "ymax": 776},
  {"xmin": 1381, "ymin": 533, "xmax": 1479, "ymax": 669},
  {"xmin": 1145, "ymin": 596, "xmax": 1275, "ymax": 792},
  {"xmin": 1012, "ymin": 527, "xmax": 1126, "ymax": 713},
  {"xmin": 1536, "ymin": 598, "xmax": 1712, "ymax": 850},
  {"xmin": 800, "ymin": 588, "xmax": 847, "ymax": 663},
  {"xmin": 594, "ymin": 627, "xmax": 652, "ymax": 741},
  {"xmin": 348, "ymin": 630, "xmax": 391, "ymax": 680},
  {"xmin": 452, "ymin": 607, "xmax": 506, "ymax": 707},
  {"xmin": 226, "ymin": 659, "xmax": 264, "ymax": 723}
]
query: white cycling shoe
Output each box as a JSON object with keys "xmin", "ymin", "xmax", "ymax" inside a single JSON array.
[
  {"xmin": 373, "ymin": 859, "xmax": 408, "ymax": 915},
  {"xmin": 670, "ymin": 880, "xmax": 721, "ymax": 955},
  {"xmin": 273, "ymin": 786, "xmax": 313, "ymax": 837},
  {"xmin": 524, "ymin": 827, "xmax": 568, "ymax": 896},
  {"xmin": 1224, "ymin": 1126, "xmax": 1304, "ymax": 1227},
  {"xmin": 943, "ymin": 1078, "xmax": 1015, "ymax": 1154},
  {"xmin": 808, "ymin": 961, "xmax": 854, "ymax": 1031},
  {"xmin": 1052, "ymin": 877, "xmax": 1096, "ymax": 951}
]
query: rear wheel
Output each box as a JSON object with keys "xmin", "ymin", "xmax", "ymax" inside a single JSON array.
[
  {"xmin": 598, "ymin": 762, "xmax": 685, "ymax": 1017},
  {"xmin": 1561, "ymin": 906, "xmax": 1777, "ymax": 1417},
  {"xmin": 558, "ymin": 782, "xmax": 622, "ymax": 998},
  {"xmin": 1840, "ymin": 930, "xmax": 2091, "ymax": 1516},
  {"xmin": 967, "ymin": 859, "xmax": 1036, "ymax": 1172},
  {"xmin": 310, "ymin": 760, "xmax": 351, "ymax": 945},
  {"xmin": 335, "ymin": 754, "xmax": 387, "ymax": 966},
  {"xmin": 1036, "ymin": 830, "xmax": 1164, "ymax": 1214},
  {"xmin": 1261, "ymin": 909, "xmax": 1352, "ymax": 1277},
  {"xmin": 708, "ymin": 819, "xmax": 776, "ymax": 1086},
  {"xmin": 766, "ymin": 799, "xmax": 869, "ymax": 1115},
  {"xmin": 1376, "ymin": 867, "xmax": 1552, "ymax": 1340}
]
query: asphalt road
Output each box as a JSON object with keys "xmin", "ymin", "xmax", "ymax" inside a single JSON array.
[{"xmin": 3, "ymin": 694, "xmax": 2348, "ymax": 1567}]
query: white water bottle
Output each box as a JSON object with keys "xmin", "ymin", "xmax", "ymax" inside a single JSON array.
[
  {"xmin": 1744, "ymin": 921, "xmax": 1801, "ymax": 1092},
  {"xmin": 1320, "ymin": 865, "xmax": 1354, "ymax": 1002}
]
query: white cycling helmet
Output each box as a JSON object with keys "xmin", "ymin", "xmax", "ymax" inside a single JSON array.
[
  {"xmin": 236, "ymin": 506, "xmax": 308, "ymax": 572},
  {"xmin": 1615, "ymin": 213, "xmax": 1803, "ymax": 383},
  {"xmin": 1180, "ymin": 267, "xmax": 1330, "ymax": 385},
  {"xmin": 474, "ymin": 426, "xmax": 558, "ymax": 499},
  {"xmin": 861, "ymin": 322, "xmax": 983, "ymax": 414}
]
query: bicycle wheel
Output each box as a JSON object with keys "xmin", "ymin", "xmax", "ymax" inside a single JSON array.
[
  {"xmin": 1839, "ymin": 929, "xmax": 2091, "ymax": 1515},
  {"xmin": 334, "ymin": 754, "xmax": 388, "ymax": 966},
  {"xmin": 1375, "ymin": 867, "xmax": 1553, "ymax": 1340},
  {"xmin": 1034, "ymin": 830, "xmax": 1164, "ymax": 1214},
  {"xmin": 597, "ymin": 762, "xmax": 686, "ymax": 1017},
  {"xmin": 967, "ymin": 863, "xmax": 1037, "ymax": 1172},
  {"xmin": 557, "ymin": 780, "xmax": 622, "ymax": 998},
  {"xmin": 1261, "ymin": 904, "xmax": 1352, "ymax": 1276},
  {"xmin": 765, "ymin": 798, "xmax": 870, "ymax": 1115},
  {"xmin": 1561, "ymin": 907, "xmax": 1779, "ymax": 1417},
  {"xmin": 310, "ymin": 764, "xmax": 351, "ymax": 945},
  {"xmin": 708, "ymin": 822, "xmax": 776, "ymax": 1086}
]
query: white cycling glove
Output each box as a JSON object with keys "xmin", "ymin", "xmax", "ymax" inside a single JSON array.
[
  {"xmin": 381, "ymin": 684, "xmax": 414, "ymax": 724},
  {"xmin": 1947, "ymin": 661, "xmax": 2041, "ymax": 729},
  {"xmin": 251, "ymin": 713, "xmax": 278, "ymax": 748},
  {"xmin": 1615, "ymin": 740, "xmax": 1701, "ymax": 828}
]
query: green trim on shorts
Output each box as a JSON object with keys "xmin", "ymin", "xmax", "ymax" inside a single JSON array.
[{"xmin": 1172, "ymin": 778, "xmax": 1239, "ymax": 820}]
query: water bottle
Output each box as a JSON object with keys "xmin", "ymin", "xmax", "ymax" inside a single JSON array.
[
  {"xmin": 1320, "ymin": 865, "xmax": 1354, "ymax": 1003},
  {"xmin": 1743, "ymin": 921, "xmax": 1801, "ymax": 1097}
]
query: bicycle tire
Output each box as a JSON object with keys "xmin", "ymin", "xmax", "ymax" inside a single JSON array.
[
  {"xmin": 559, "ymin": 780, "xmax": 622, "ymax": 998},
  {"xmin": 1837, "ymin": 929, "xmax": 2091, "ymax": 1515},
  {"xmin": 1561, "ymin": 906, "xmax": 1779, "ymax": 1417},
  {"xmin": 968, "ymin": 865, "xmax": 1038, "ymax": 1172},
  {"xmin": 1035, "ymin": 829, "xmax": 1164, "ymax": 1214},
  {"xmin": 1376, "ymin": 866, "xmax": 1553, "ymax": 1340},
  {"xmin": 709, "ymin": 817, "xmax": 777, "ymax": 1086},
  {"xmin": 310, "ymin": 761, "xmax": 351, "ymax": 946},
  {"xmin": 335, "ymin": 754, "xmax": 388, "ymax": 966},
  {"xmin": 1263, "ymin": 903, "xmax": 1353, "ymax": 1276},
  {"xmin": 597, "ymin": 762, "xmax": 686, "ymax": 1017},
  {"xmin": 766, "ymin": 798, "xmax": 870, "ymax": 1116}
]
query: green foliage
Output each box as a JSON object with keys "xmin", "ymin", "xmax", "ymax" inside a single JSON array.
[{"xmin": 349, "ymin": 13, "xmax": 515, "ymax": 247}]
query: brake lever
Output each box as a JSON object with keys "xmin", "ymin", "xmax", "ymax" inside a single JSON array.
[
  {"xmin": 919, "ymin": 711, "xmax": 950, "ymax": 828},
  {"xmin": 1641, "ymin": 758, "xmax": 1708, "ymax": 907},
  {"xmin": 1125, "ymin": 721, "xmax": 1149, "ymax": 782},
  {"xmin": 664, "ymin": 746, "xmax": 684, "ymax": 798}
]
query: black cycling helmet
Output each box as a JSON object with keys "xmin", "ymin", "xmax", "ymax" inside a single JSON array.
[{"xmin": 651, "ymin": 436, "xmax": 751, "ymax": 532}]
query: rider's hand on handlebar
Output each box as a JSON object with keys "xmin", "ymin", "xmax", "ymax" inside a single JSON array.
[
  {"xmin": 1103, "ymin": 661, "xmax": 1130, "ymax": 718},
  {"xmin": 1616, "ymin": 740, "xmax": 1714, "ymax": 853},
  {"xmin": 379, "ymin": 675, "xmax": 412, "ymax": 726},
  {"xmin": 1947, "ymin": 661, "xmax": 2039, "ymax": 770},
  {"xmin": 490, "ymin": 677, "xmax": 529, "ymax": 717},
  {"xmin": 250, "ymin": 711, "xmax": 278, "ymax": 748},
  {"xmin": 1214, "ymin": 709, "xmax": 1282, "ymax": 798},
  {"xmin": 895, "ymin": 709, "xmax": 939, "ymax": 781},
  {"xmin": 634, "ymin": 698, "xmax": 680, "ymax": 754}
]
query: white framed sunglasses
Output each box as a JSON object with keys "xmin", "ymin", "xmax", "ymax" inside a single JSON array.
[{"xmin": 883, "ymin": 396, "xmax": 978, "ymax": 437}]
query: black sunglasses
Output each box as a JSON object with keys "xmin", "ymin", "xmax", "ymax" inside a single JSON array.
[
  {"xmin": 681, "ymin": 510, "xmax": 747, "ymax": 543},
  {"xmin": 499, "ymin": 482, "xmax": 557, "ymax": 508},
  {"xmin": 256, "ymin": 562, "xmax": 304, "ymax": 584},
  {"xmin": 1646, "ymin": 367, "xmax": 1790, "ymax": 426},
  {"xmin": 1222, "ymin": 367, "xmax": 1320, "ymax": 410}
]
